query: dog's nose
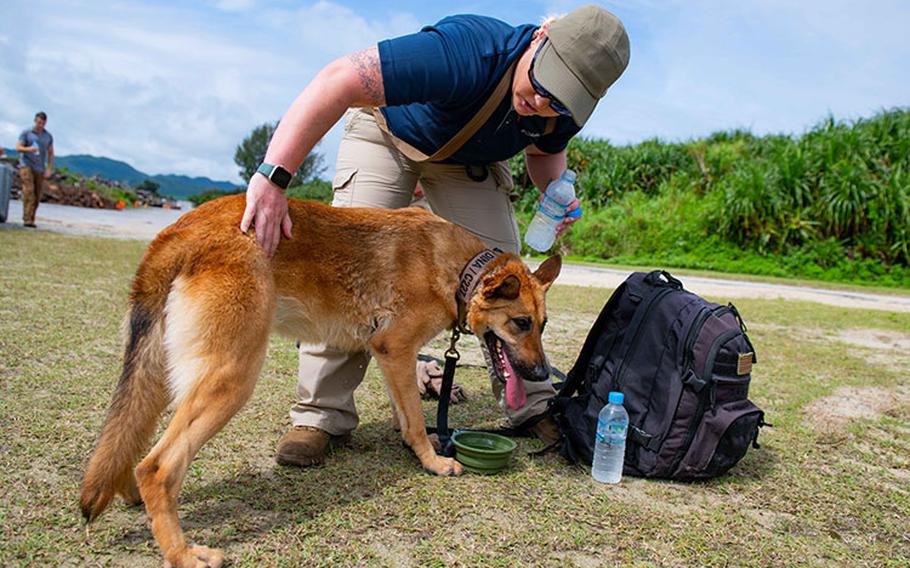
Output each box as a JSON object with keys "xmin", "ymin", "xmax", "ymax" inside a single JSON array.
[{"xmin": 531, "ymin": 363, "xmax": 550, "ymax": 382}]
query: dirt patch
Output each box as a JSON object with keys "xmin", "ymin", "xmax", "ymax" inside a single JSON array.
[
  {"xmin": 367, "ymin": 529, "xmax": 415, "ymax": 567},
  {"xmin": 833, "ymin": 328, "xmax": 910, "ymax": 374},
  {"xmin": 752, "ymin": 324, "xmax": 910, "ymax": 374},
  {"xmin": 743, "ymin": 507, "xmax": 798, "ymax": 531},
  {"xmin": 547, "ymin": 551, "xmax": 610, "ymax": 567},
  {"xmin": 804, "ymin": 386, "xmax": 910, "ymax": 430},
  {"xmin": 833, "ymin": 328, "xmax": 910, "ymax": 351}
]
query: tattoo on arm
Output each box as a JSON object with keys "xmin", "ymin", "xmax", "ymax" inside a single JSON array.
[{"xmin": 347, "ymin": 47, "xmax": 385, "ymax": 106}]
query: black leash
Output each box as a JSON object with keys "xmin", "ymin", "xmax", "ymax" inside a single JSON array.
[{"xmin": 429, "ymin": 327, "xmax": 461, "ymax": 457}]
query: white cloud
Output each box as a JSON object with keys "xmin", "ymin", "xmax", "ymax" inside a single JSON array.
[{"xmin": 0, "ymin": 0, "xmax": 419, "ymax": 182}]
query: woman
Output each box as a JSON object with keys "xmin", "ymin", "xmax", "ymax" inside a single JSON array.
[{"xmin": 239, "ymin": 5, "xmax": 630, "ymax": 467}]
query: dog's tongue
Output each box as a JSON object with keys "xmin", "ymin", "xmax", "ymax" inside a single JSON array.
[
  {"xmin": 502, "ymin": 352, "xmax": 526, "ymax": 410},
  {"xmin": 506, "ymin": 374, "xmax": 527, "ymax": 410}
]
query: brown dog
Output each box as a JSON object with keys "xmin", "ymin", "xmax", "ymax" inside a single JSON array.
[{"xmin": 79, "ymin": 194, "xmax": 561, "ymax": 567}]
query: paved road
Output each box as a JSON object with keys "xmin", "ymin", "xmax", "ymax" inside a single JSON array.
[
  {"xmin": 530, "ymin": 261, "xmax": 910, "ymax": 313},
  {"xmin": 3, "ymin": 198, "xmax": 188, "ymax": 240},
  {"xmin": 4, "ymin": 199, "xmax": 909, "ymax": 312}
]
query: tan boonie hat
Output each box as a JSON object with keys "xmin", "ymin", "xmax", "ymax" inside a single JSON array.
[{"xmin": 533, "ymin": 4, "xmax": 630, "ymax": 127}]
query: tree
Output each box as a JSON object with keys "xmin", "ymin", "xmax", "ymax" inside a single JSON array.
[
  {"xmin": 135, "ymin": 179, "xmax": 160, "ymax": 194},
  {"xmin": 234, "ymin": 122, "xmax": 325, "ymax": 185}
]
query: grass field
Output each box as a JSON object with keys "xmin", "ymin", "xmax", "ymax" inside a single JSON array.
[{"xmin": 1, "ymin": 230, "xmax": 908, "ymax": 567}]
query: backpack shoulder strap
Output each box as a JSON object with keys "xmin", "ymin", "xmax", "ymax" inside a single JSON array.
[
  {"xmin": 559, "ymin": 271, "xmax": 682, "ymax": 399},
  {"xmin": 371, "ymin": 61, "xmax": 517, "ymax": 163}
]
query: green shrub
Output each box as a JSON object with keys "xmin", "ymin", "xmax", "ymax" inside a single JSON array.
[
  {"xmin": 510, "ymin": 107, "xmax": 910, "ymax": 287},
  {"xmin": 285, "ymin": 179, "xmax": 333, "ymax": 203}
]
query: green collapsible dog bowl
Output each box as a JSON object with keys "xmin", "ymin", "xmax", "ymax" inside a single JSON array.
[{"xmin": 451, "ymin": 430, "xmax": 517, "ymax": 475}]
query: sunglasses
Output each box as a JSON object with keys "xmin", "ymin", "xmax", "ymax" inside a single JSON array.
[{"xmin": 528, "ymin": 38, "xmax": 573, "ymax": 117}]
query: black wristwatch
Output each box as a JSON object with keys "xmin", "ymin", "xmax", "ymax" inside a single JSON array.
[{"xmin": 256, "ymin": 163, "xmax": 293, "ymax": 190}]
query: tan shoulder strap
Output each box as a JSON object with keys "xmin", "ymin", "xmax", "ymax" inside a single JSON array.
[{"xmin": 371, "ymin": 61, "xmax": 517, "ymax": 163}]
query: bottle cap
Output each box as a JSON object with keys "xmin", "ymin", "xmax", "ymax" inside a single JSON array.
[
  {"xmin": 567, "ymin": 204, "xmax": 583, "ymax": 219},
  {"xmin": 608, "ymin": 391, "xmax": 624, "ymax": 404},
  {"xmin": 561, "ymin": 169, "xmax": 577, "ymax": 183}
]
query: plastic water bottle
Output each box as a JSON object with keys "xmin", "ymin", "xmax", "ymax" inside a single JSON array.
[
  {"xmin": 524, "ymin": 169, "xmax": 577, "ymax": 252},
  {"xmin": 592, "ymin": 391, "xmax": 629, "ymax": 484}
]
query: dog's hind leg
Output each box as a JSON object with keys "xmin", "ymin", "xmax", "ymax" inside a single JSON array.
[
  {"xmin": 134, "ymin": 271, "xmax": 272, "ymax": 568},
  {"xmin": 370, "ymin": 331, "xmax": 462, "ymax": 477}
]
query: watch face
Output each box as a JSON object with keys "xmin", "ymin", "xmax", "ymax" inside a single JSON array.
[{"xmin": 271, "ymin": 166, "xmax": 293, "ymax": 188}]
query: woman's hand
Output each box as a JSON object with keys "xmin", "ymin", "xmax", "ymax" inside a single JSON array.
[
  {"xmin": 235, "ymin": 46, "xmax": 385, "ymax": 258},
  {"xmin": 240, "ymin": 174, "xmax": 293, "ymax": 258},
  {"xmin": 556, "ymin": 197, "xmax": 581, "ymax": 237}
]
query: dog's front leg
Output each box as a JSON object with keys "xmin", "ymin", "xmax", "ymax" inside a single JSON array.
[{"xmin": 370, "ymin": 338, "xmax": 462, "ymax": 476}]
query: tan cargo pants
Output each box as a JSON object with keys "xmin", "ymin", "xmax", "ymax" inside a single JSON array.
[
  {"xmin": 290, "ymin": 109, "xmax": 556, "ymax": 435},
  {"xmin": 18, "ymin": 167, "xmax": 45, "ymax": 225}
]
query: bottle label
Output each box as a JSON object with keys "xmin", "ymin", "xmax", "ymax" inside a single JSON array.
[
  {"xmin": 538, "ymin": 192, "xmax": 571, "ymax": 220},
  {"xmin": 596, "ymin": 419, "xmax": 627, "ymax": 445}
]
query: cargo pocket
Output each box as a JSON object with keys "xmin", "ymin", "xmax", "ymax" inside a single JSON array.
[
  {"xmin": 331, "ymin": 167, "xmax": 357, "ymax": 207},
  {"xmin": 674, "ymin": 398, "xmax": 763, "ymax": 480}
]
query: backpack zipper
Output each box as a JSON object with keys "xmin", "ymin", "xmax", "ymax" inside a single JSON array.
[{"xmin": 682, "ymin": 305, "xmax": 730, "ymax": 370}]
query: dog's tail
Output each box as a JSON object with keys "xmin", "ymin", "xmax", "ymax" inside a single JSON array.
[{"xmin": 79, "ymin": 250, "xmax": 177, "ymax": 523}]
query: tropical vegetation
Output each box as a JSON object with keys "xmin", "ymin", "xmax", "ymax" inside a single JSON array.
[{"xmin": 510, "ymin": 108, "xmax": 910, "ymax": 287}]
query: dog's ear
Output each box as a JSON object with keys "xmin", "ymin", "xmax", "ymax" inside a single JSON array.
[
  {"xmin": 533, "ymin": 255, "xmax": 562, "ymax": 292},
  {"xmin": 484, "ymin": 274, "xmax": 521, "ymax": 301}
]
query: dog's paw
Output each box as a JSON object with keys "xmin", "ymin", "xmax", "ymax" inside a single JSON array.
[
  {"xmin": 425, "ymin": 456, "xmax": 463, "ymax": 476},
  {"xmin": 163, "ymin": 544, "xmax": 225, "ymax": 568}
]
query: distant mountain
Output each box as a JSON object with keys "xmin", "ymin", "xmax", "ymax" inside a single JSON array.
[
  {"xmin": 55, "ymin": 154, "xmax": 149, "ymax": 186},
  {"xmin": 147, "ymin": 174, "xmax": 240, "ymax": 198},
  {"xmin": 2, "ymin": 149, "xmax": 240, "ymax": 198}
]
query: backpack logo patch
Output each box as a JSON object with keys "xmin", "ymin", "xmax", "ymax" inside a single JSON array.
[{"xmin": 737, "ymin": 352, "xmax": 754, "ymax": 375}]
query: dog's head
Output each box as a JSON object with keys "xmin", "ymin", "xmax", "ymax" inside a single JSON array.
[{"xmin": 466, "ymin": 254, "xmax": 562, "ymax": 410}]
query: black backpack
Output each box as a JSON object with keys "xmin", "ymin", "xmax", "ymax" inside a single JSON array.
[{"xmin": 550, "ymin": 270, "xmax": 766, "ymax": 480}]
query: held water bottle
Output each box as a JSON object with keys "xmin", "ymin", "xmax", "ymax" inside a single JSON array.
[
  {"xmin": 524, "ymin": 169, "xmax": 577, "ymax": 252},
  {"xmin": 592, "ymin": 391, "xmax": 629, "ymax": 484}
]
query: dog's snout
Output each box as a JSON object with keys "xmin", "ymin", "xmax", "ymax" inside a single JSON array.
[{"xmin": 531, "ymin": 362, "xmax": 550, "ymax": 382}]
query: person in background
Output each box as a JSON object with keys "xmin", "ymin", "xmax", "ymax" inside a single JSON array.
[{"xmin": 16, "ymin": 111, "xmax": 55, "ymax": 228}]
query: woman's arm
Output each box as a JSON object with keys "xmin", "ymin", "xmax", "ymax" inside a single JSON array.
[
  {"xmin": 524, "ymin": 144, "xmax": 566, "ymax": 190},
  {"xmin": 240, "ymin": 47, "xmax": 386, "ymax": 257}
]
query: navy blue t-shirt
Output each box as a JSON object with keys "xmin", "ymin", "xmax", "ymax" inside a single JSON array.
[{"xmin": 377, "ymin": 15, "xmax": 580, "ymax": 166}]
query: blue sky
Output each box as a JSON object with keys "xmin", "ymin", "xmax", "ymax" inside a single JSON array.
[{"xmin": 1, "ymin": 0, "xmax": 908, "ymax": 183}]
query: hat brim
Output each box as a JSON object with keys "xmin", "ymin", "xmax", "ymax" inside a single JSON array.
[{"xmin": 533, "ymin": 40, "xmax": 598, "ymax": 127}]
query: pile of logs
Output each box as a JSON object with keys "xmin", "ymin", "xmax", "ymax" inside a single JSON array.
[{"xmin": 10, "ymin": 169, "xmax": 117, "ymax": 209}]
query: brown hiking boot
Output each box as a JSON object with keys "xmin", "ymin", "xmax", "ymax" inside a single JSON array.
[
  {"xmin": 530, "ymin": 414, "xmax": 561, "ymax": 446},
  {"xmin": 276, "ymin": 426, "xmax": 350, "ymax": 467}
]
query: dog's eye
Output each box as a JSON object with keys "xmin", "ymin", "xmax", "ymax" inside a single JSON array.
[{"xmin": 512, "ymin": 317, "xmax": 532, "ymax": 332}]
